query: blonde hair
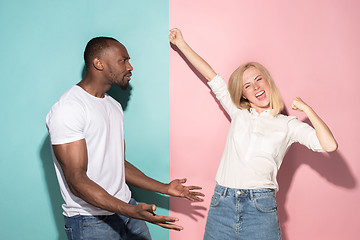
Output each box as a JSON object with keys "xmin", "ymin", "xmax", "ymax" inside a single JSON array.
[{"xmin": 228, "ymin": 62, "xmax": 284, "ymax": 116}]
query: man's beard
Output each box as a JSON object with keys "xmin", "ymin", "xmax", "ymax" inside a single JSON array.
[
  {"xmin": 112, "ymin": 73, "xmax": 130, "ymax": 90},
  {"xmin": 119, "ymin": 80, "xmax": 129, "ymax": 90}
]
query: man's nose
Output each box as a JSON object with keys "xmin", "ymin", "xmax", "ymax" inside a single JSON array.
[{"xmin": 127, "ymin": 62, "xmax": 133, "ymax": 71}]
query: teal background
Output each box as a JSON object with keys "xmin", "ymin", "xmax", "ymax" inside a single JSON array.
[{"xmin": 0, "ymin": 0, "xmax": 170, "ymax": 239}]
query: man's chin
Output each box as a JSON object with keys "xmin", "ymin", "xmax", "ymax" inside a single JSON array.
[{"xmin": 117, "ymin": 82, "xmax": 129, "ymax": 90}]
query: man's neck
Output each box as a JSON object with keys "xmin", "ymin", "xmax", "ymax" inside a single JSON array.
[{"xmin": 78, "ymin": 74, "xmax": 111, "ymax": 98}]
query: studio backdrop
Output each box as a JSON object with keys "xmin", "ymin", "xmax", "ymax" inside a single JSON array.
[{"xmin": 1, "ymin": 0, "xmax": 359, "ymax": 239}]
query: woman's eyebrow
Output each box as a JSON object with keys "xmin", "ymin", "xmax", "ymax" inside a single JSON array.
[{"xmin": 254, "ymin": 74, "xmax": 262, "ymax": 80}]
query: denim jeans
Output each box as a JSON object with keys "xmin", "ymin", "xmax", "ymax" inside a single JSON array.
[
  {"xmin": 64, "ymin": 198, "xmax": 151, "ymax": 240},
  {"xmin": 204, "ymin": 184, "xmax": 282, "ymax": 240}
]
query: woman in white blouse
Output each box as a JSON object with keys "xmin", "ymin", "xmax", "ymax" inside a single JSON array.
[{"xmin": 169, "ymin": 28, "xmax": 337, "ymax": 240}]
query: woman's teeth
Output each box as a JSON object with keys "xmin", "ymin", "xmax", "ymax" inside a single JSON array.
[{"xmin": 256, "ymin": 91, "xmax": 265, "ymax": 97}]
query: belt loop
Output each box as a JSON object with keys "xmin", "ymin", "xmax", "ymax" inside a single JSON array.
[
  {"xmin": 223, "ymin": 187, "xmax": 228, "ymax": 197},
  {"xmin": 250, "ymin": 189, "xmax": 254, "ymax": 200}
]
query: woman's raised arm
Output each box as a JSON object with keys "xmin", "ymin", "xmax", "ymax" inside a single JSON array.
[
  {"xmin": 169, "ymin": 28, "xmax": 217, "ymax": 81},
  {"xmin": 290, "ymin": 97, "xmax": 338, "ymax": 152}
]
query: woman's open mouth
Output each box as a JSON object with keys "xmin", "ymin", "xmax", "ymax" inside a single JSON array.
[{"xmin": 255, "ymin": 90, "xmax": 266, "ymax": 100}]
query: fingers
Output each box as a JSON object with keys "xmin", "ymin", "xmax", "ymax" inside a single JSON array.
[
  {"xmin": 154, "ymin": 215, "xmax": 179, "ymax": 223},
  {"xmin": 136, "ymin": 202, "xmax": 156, "ymax": 216},
  {"xmin": 151, "ymin": 214, "xmax": 184, "ymax": 231},
  {"xmin": 140, "ymin": 202, "xmax": 156, "ymax": 211},
  {"xmin": 186, "ymin": 185, "xmax": 202, "ymax": 190},
  {"xmin": 169, "ymin": 28, "xmax": 180, "ymax": 35},
  {"xmin": 169, "ymin": 29, "xmax": 178, "ymax": 39},
  {"xmin": 169, "ymin": 31, "xmax": 176, "ymax": 39},
  {"xmin": 156, "ymin": 222, "xmax": 184, "ymax": 231},
  {"xmin": 169, "ymin": 28, "xmax": 184, "ymax": 45},
  {"xmin": 183, "ymin": 186, "xmax": 205, "ymax": 201},
  {"xmin": 186, "ymin": 195, "xmax": 204, "ymax": 202},
  {"xmin": 290, "ymin": 102, "xmax": 297, "ymax": 110},
  {"xmin": 185, "ymin": 191, "xmax": 205, "ymax": 201},
  {"xmin": 190, "ymin": 191, "xmax": 205, "ymax": 197},
  {"xmin": 289, "ymin": 97, "xmax": 309, "ymax": 112},
  {"xmin": 134, "ymin": 203, "xmax": 186, "ymax": 231},
  {"xmin": 185, "ymin": 185, "xmax": 204, "ymax": 195}
]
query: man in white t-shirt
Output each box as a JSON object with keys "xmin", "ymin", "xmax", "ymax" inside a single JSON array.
[{"xmin": 46, "ymin": 37, "xmax": 204, "ymax": 240}]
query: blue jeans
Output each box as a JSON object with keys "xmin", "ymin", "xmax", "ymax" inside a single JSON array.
[
  {"xmin": 204, "ymin": 184, "xmax": 282, "ymax": 240},
  {"xmin": 64, "ymin": 198, "xmax": 151, "ymax": 240}
]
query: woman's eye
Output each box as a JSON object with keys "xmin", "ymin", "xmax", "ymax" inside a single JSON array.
[{"xmin": 257, "ymin": 78, "xmax": 262, "ymax": 81}]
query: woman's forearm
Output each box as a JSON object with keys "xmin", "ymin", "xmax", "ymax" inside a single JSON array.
[
  {"xmin": 303, "ymin": 106, "xmax": 338, "ymax": 152},
  {"xmin": 170, "ymin": 28, "xmax": 217, "ymax": 81}
]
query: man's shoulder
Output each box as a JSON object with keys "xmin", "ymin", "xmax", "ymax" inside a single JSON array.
[
  {"xmin": 52, "ymin": 86, "xmax": 88, "ymax": 109},
  {"xmin": 57, "ymin": 85, "xmax": 83, "ymax": 102},
  {"xmin": 47, "ymin": 86, "xmax": 85, "ymax": 120}
]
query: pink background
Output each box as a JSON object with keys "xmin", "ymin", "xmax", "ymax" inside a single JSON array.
[{"xmin": 169, "ymin": 0, "xmax": 360, "ymax": 239}]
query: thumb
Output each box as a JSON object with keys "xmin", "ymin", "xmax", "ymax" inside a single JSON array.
[
  {"xmin": 179, "ymin": 178, "xmax": 187, "ymax": 184},
  {"xmin": 151, "ymin": 204, "xmax": 157, "ymax": 212}
]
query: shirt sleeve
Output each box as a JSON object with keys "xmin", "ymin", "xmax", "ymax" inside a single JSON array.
[
  {"xmin": 207, "ymin": 75, "xmax": 239, "ymax": 118},
  {"xmin": 46, "ymin": 100, "xmax": 86, "ymax": 145},
  {"xmin": 288, "ymin": 117, "xmax": 325, "ymax": 152}
]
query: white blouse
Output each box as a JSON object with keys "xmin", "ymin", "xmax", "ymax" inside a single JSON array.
[{"xmin": 208, "ymin": 75, "xmax": 324, "ymax": 191}]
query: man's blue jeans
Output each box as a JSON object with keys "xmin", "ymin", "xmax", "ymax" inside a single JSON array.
[
  {"xmin": 204, "ymin": 184, "xmax": 282, "ymax": 240},
  {"xmin": 64, "ymin": 198, "xmax": 151, "ymax": 240}
]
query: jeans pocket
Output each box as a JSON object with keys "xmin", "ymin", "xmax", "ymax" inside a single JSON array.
[
  {"xmin": 64, "ymin": 225, "xmax": 73, "ymax": 240},
  {"xmin": 210, "ymin": 192, "xmax": 222, "ymax": 207},
  {"xmin": 82, "ymin": 215, "xmax": 109, "ymax": 226},
  {"xmin": 254, "ymin": 194, "xmax": 278, "ymax": 213}
]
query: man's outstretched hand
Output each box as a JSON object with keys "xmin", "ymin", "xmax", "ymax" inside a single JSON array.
[
  {"xmin": 167, "ymin": 178, "xmax": 205, "ymax": 202},
  {"xmin": 130, "ymin": 202, "xmax": 184, "ymax": 231}
]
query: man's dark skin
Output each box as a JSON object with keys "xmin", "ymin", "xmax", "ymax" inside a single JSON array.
[{"xmin": 52, "ymin": 39, "xmax": 204, "ymax": 231}]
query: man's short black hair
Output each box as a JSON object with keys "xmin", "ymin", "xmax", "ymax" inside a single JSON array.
[{"xmin": 84, "ymin": 37, "xmax": 118, "ymax": 69}]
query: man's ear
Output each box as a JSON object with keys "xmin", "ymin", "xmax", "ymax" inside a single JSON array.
[{"xmin": 93, "ymin": 57, "xmax": 104, "ymax": 71}]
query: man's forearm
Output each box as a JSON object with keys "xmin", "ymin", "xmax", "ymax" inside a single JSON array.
[
  {"xmin": 66, "ymin": 171, "xmax": 135, "ymax": 216},
  {"xmin": 124, "ymin": 160, "xmax": 169, "ymax": 195}
]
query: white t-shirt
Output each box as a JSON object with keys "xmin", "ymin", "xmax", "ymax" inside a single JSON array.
[
  {"xmin": 208, "ymin": 75, "xmax": 324, "ymax": 191},
  {"xmin": 46, "ymin": 85, "xmax": 131, "ymax": 217}
]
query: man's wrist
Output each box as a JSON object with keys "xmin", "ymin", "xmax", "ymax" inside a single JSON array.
[{"xmin": 160, "ymin": 182, "xmax": 170, "ymax": 195}]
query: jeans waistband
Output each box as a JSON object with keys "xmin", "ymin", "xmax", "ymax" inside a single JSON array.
[{"xmin": 214, "ymin": 184, "xmax": 275, "ymax": 198}]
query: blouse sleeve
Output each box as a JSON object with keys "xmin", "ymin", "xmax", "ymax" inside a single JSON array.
[
  {"xmin": 208, "ymin": 75, "xmax": 239, "ymax": 118},
  {"xmin": 288, "ymin": 117, "xmax": 325, "ymax": 152}
]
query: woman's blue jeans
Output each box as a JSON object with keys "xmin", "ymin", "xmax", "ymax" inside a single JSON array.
[
  {"xmin": 63, "ymin": 198, "xmax": 151, "ymax": 240},
  {"xmin": 204, "ymin": 184, "xmax": 282, "ymax": 240}
]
